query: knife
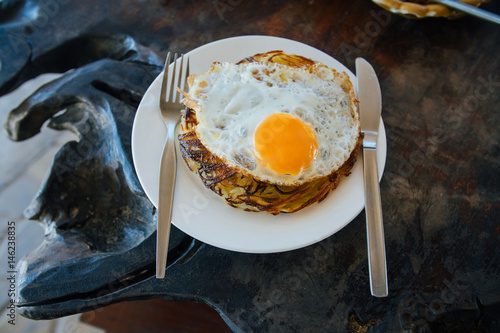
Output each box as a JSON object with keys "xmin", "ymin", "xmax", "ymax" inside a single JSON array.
[
  {"xmin": 355, "ymin": 57, "xmax": 388, "ymax": 297},
  {"xmin": 432, "ymin": 0, "xmax": 500, "ymax": 25}
]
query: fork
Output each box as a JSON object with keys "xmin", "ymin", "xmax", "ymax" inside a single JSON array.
[{"xmin": 156, "ymin": 52, "xmax": 188, "ymax": 279}]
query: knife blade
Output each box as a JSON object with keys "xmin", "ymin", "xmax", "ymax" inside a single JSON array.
[
  {"xmin": 432, "ymin": 0, "xmax": 500, "ymax": 25},
  {"xmin": 355, "ymin": 57, "xmax": 388, "ymax": 297}
]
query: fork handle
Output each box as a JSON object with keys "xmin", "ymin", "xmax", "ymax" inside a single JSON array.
[{"xmin": 156, "ymin": 122, "xmax": 177, "ymax": 278}]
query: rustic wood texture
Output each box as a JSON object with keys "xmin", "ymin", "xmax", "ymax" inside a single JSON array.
[
  {"xmin": 1, "ymin": 0, "xmax": 499, "ymax": 332},
  {"xmin": 81, "ymin": 299, "xmax": 232, "ymax": 333}
]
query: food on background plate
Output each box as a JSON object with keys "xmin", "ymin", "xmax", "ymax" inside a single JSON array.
[
  {"xmin": 371, "ymin": 0, "xmax": 491, "ymax": 19},
  {"xmin": 178, "ymin": 51, "xmax": 362, "ymax": 215}
]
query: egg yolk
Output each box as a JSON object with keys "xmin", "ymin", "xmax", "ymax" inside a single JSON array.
[{"xmin": 254, "ymin": 113, "xmax": 318, "ymax": 176}]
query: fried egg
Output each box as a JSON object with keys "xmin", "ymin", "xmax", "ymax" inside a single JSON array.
[{"xmin": 183, "ymin": 60, "xmax": 359, "ymax": 186}]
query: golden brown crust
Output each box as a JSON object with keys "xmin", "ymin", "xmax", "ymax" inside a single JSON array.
[
  {"xmin": 179, "ymin": 109, "xmax": 362, "ymax": 215},
  {"xmin": 371, "ymin": 0, "xmax": 490, "ymax": 19},
  {"xmin": 237, "ymin": 50, "xmax": 317, "ymax": 67}
]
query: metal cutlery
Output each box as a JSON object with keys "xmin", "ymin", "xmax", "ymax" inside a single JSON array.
[
  {"xmin": 356, "ymin": 57, "xmax": 388, "ymax": 297},
  {"xmin": 432, "ymin": 0, "xmax": 500, "ymax": 24},
  {"xmin": 156, "ymin": 52, "xmax": 189, "ymax": 279}
]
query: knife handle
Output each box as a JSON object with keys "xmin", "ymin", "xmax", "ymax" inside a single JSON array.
[
  {"xmin": 363, "ymin": 147, "xmax": 388, "ymax": 297},
  {"xmin": 156, "ymin": 122, "xmax": 177, "ymax": 278}
]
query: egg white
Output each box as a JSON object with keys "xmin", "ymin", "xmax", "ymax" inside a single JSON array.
[{"xmin": 187, "ymin": 61, "xmax": 359, "ymax": 186}]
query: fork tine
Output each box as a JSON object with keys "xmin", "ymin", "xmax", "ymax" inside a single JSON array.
[
  {"xmin": 182, "ymin": 55, "xmax": 190, "ymax": 96},
  {"xmin": 160, "ymin": 52, "xmax": 171, "ymax": 105},
  {"xmin": 174, "ymin": 54, "xmax": 184, "ymax": 103},
  {"xmin": 167, "ymin": 53, "xmax": 178, "ymax": 103}
]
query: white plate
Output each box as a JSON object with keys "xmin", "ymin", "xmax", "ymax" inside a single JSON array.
[{"xmin": 131, "ymin": 36, "xmax": 387, "ymax": 254}]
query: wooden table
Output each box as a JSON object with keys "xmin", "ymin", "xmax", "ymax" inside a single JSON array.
[{"xmin": 2, "ymin": 0, "xmax": 499, "ymax": 332}]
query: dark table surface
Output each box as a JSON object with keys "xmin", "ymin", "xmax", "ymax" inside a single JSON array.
[{"xmin": 2, "ymin": 0, "xmax": 500, "ymax": 332}]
